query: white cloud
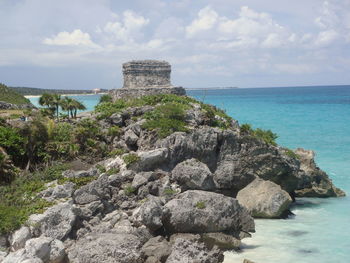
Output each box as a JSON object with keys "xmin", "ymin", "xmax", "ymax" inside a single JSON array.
[
  {"xmin": 186, "ymin": 6, "xmax": 218, "ymax": 38},
  {"xmin": 315, "ymin": 29, "xmax": 339, "ymax": 46},
  {"xmin": 101, "ymin": 10, "xmax": 149, "ymax": 43},
  {"xmin": 43, "ymin": 29, "xmax": 98, "ymax": 48}
]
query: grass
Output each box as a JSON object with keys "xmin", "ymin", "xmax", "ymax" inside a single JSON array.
[
  {"xmin": 108, "ymin": 148, "xmax": 127, "ymax": 157},
  {"xmin": 0, "ymin": 83, "xmax": 31, "ymax": 105},
  {"xmin": 195, "ymin": 201, "xmax": 206, "ymax": 209},
  {"xmin": 106, "ymin": 167, "xmax": 120, "ymax": 175},
  {"xmin": 285, "ymin": 149, "xmax": 300, "ymax": 159},
  {"xmin": 240, "ymin": 123, "xmax": 278, "ymax": 146},
  {"xmin": 123, "ymin": 184, "xmax": 136, "ymax": 196},
  {"xmin": 163, "ymin": 188, "xmax": 178, "ymax": 196},
  {"xmin": 122, "ymin": 153, "xmax": 140, "ymax": 167},
  {"xmin": 0, "ymin": 163, "xmax": 98, "ymax": 234}
]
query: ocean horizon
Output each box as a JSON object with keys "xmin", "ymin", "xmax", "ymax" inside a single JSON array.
[{"xmin": 29, "ymin": 85, "xmax": 350, "ymax": 263}]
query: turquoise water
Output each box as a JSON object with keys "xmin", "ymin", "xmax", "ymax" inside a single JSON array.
[
  {"xmin": 29, "ymin": 86, "xmax": 350, "ymax": 262},
  {"xmin": 28, "ymin": 94, "xmax": 102, "ymax": 113}
]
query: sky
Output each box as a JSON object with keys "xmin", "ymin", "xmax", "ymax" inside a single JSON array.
[{"xmin": 0, "ymin": 0, "xmax": 350, "ymax": 90}]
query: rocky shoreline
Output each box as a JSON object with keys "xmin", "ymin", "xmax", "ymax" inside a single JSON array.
[{"xmin": 0, "ymin": 93, "xmax": 344, "ymax": 263}]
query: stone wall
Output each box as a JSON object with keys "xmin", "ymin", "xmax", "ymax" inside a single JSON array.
[
  {"xmin": 123, "ymin": 60, "xmax": 171, "ymax": 89},
  {"xmin": 110, "ymin": 86, "xmax": 186, "ymax": 100}
]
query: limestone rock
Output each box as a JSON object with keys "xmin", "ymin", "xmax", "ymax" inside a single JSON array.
[
  {"xmin": 202, "ymin": 232, "xmax": 241, "ymax": 250},
  {"xmin": 294, "ymin": 148, "xmax": 345, "ymax": 197},
  {"xmin": 171, "ymin": 158, "xmax": 215, "ymax": 191},
  {"xmin": 136, "ymin": 148, "xmax": 169, "ymax": 171},
  {"xmin": 237, "ymin": 178, "xmax": 292, "ymax": 218},
  {"xmin": 73, "ymin": 174, "xmax": 110, "ymax": 205},
  {"xmin": 125, "ymin": 129, "xmax": 139, "ymax": 147},
  {"xmin": 38, "ymin": 182, "xmax": 75, "ymax": 202},
  {"xmin": 67, "ymin": 233, "xmax": 143, "ymax": 263},
  {"xmin": 25, "ymin": 237, "xmax": 52, "ymax": 262},
  {"xmin": 132, "ymin": 196, "xmax": 164, "ymax": 231},
  {"xmin": 62, "ymin": 168, "xmax": 98, "ymax": 179},
  {"xmin": 27, "ymin": 201, "xmax": 77, "ymax": 240},
  {"xmin": 141, "ymin": 236, "xmax": 171, "ymax": 263},
  {"xmin": 162, "ymin": 190, "xmax": 254, "ymax": 234},
  {"xmin": 166, "ymin": 238, "xmax": 224, "ymax": 263},
  {"xmin": 10, "ymin": 226, "xmax": 31, "ymax": 251}
]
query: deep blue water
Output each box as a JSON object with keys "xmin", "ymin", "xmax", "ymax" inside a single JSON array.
[{"xmin": 29, "ymin": 86, "xmax": 350, "ymax": 262}]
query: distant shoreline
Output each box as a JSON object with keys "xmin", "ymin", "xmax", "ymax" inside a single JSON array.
[{"xmin": 25, "ymin": 93, "xmax": 107, "ymax": 98}]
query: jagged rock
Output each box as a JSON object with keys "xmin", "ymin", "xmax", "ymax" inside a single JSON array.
[
  {"xmin": 166, "ymin": 238, "xmax": 224, "ymax": 263},
  {"xmin": 24, "ymin": 237, "xmax": 66, "ymax": 263},
  {"xmin": 171, "ymin": 159, "xmax": 215, "ymax": 191},
  {"xmin": 77, "ymin": 200, "xmax": 105, "ymax": 219},
  {"xmin": 125, "ymin": 129, "xmax": 139, "ymax": 147},
  {"xmin": 0, "ymin": 251, "xmax": 8, "ymax": 262},
  {"xmin": 73, "ymin": 175, "xmax": 111, "ymax": 205},
  {"xmin": 132, "ymin": 196, "xmax": 164, "ymax": 231},
  {"xmin": 162, "ymin": 190, "xmax": 254, "ymax": 234},
  {"xmin": 109, "ymin": 113, "xmax": 123, "ymax": 126},
  {"xmin": 0, "ymin": 233, "xmax": 8, "ymax": 250},
  {"xmin": 185, "ymin": 104, "xmax": 206, "ymax": 126},
  {"xmin": 132, "ymin": 172, "xmax": 155, "ymax": 189},
  {"xmin": 27, "ymin": 201, "xmax": 77, "ymax": 240},
  {"xmin": 213, "ymin": 156, "xmax": 256, "ymax": 194},
  {"xmin": 136, "ymin": 148, "xmax": 169, "ymax": 171},
  {"xmin": 62, "ymin": 168, "xmax": 98, "ymax": 179},
  {"xmin": 21, "ymin": 258, "xmax": 44, "ymax": 263},
  {"xmin": 295, "ymin": 148, "xmax": 345, "ymax": 197},
  {"xmin": 67, "ymin": 233, "xmax": 144, "ymax": 263},
  {"xmin": 141, "ymin": 236, "xmax": 171, "ymax": 262},
  {"xmin": 38, "ymin": 182, "xmax": 75, "ymax": 202},
  {"xmin": 10, "ymin": 226, "xmax": 31, "ymax": 251},
  {"xmin": 237, "ymin": 178, "xmax": 292, "ymax": 218},
  {"xmin": 158, "ymin": 128, "xmax": 221, "ymax": 171},
  {"xmin": 202, "ymin": 232, "xmax": 241, "ymax": 250},
  {"xmin": 2, "ymin": 249, "xmax": 27, "ymax": 263}
]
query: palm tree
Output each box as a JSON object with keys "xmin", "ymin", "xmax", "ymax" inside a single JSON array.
[
  {"xmin": 60, "ymin": 97, "xmax": 75, "ymax": 119},
  {"xmin": 72, "ymin": 100, "xmax": 86, "ymax": 118},
  {"xmin": 38, "ymin": 94, "xmax": 62, "ymax": 120}
]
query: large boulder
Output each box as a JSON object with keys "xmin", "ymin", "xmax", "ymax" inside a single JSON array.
[
  {"xmin": 73, "ymin": 175, "xmax": 111, "ymax": 205},
  {"xmin": 132, "ymin": 197, "xmax": 164, "ymax": 232},
  {"xmin": 213, "ymin": 156, "xmax": 255, "ymax": 194},
  {"xmin": 171, "ymin": 159, "xmax": 215, "ymax": 191},
  {"xmin": 294, "ymin": 148, "xmax": 345, "ymax": 197},
  {"xmin": 236, "ymin": 178, "xmax": 292, "ymax": 218},
  {"xmin": 166, "ymin": 238, "xmax": 223, "ymax": 263},
  {"xmin": 27, "ymin": 201, "xmax": 77, "ymax": 240},
  {"xmin": 162, "ymin": 190, "xmax": 254, "ymax": 234},
  {"xmin": 38, "ymin": 182, "xmax": 75, "ymax": 202},
  {"xmin": 10, "ymin": 226, "xmax": 31, "ymax": 251},
  {"xmin": 67, "ymin": 233, "xmax": 143, "ymax": 263},
  {"xmin": 141, "ymin": 236, "xmax": 171, "ymax": 263}
]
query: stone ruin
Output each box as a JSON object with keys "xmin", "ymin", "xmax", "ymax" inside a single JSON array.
[{"xmin": 110, "ymin": 60, "xmax": 186, "ymax": 100}]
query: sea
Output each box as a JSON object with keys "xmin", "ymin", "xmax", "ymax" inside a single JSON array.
[{"xmin": 29, "ymin": 85, "xmax": 350, "ymax": 263}]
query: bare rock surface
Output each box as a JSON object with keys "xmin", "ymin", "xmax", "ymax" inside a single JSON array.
[
  {"xmin": 162, "ymin": 190, "xmax": 254, "ymax": 234},
  {"xmin": 237, "ymin": 178, "xmax": 292, "ymax": 218}
]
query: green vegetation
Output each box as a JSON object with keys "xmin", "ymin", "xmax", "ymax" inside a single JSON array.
[
  {"xmin": 285, "ymin": 149, "xmax": 300, "ymax": 159},
  {"xmin": 96, "ymin": 164, "xmax": 106, "ymax": 173},
  {"xmin": 99, "ymin": 94, "xmax": 113, "ymax": 104},
  {"xmin": 122, "ymin": 153, "xmax": 140, "ymax": 168},
  {"xmin": 107, "ymin": 126, "xmax": 121, "ymax": 137},
  {"xmin": 123, "ymin": 184, "xmax": 136, "ymax": 196},
  {"xmin": 143, "ymin": 102, "xmax": 189, "ymax": 138},
  {"xmin": 108, "ymin": 148, "xmax": 127, "ymax": 157},
  {"xmin": 39, "ymin": 93, "xmax": 86, "ymax": 119},
  {"xmin": 0, "ymin": 83, "xmax": 31, "ymax": 105},
  {"xmin": 106, "ymin": 167, "xmax": 120, "ymax": 175},
  {"xmin": 240, "ymin": 123, "xmax": 278, "ymax": 146},
  {"xmin": 163, "ymin": 188, "xmax": 178, "ymax": 196},
  {"xmin": 195, "ymin": 201, "xmax": 206, "ymax": 209}
]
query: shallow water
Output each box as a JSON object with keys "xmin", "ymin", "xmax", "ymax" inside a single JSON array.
[{"xmin": 29, "ymin": 86, "xmax": 350, "ymax": 262}]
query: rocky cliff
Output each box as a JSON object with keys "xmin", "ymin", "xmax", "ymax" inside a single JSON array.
[{"xmin": 0, "ymin": 94, "xmax": 344, "ymax": 263}]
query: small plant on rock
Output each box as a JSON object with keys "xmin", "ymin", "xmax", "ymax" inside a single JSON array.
[
  {"xmin": 124, "ymin": 184, "xmax": 136, "ymax": 196},
  {"xmin": 195, "ymin": 201, "xmax": 206, "ymax": 209},
  {"xmin": 122, "ymin": 153, "xmax": 140, "ymax": 168}
]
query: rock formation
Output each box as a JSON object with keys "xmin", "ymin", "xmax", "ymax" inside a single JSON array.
[
  {"xmin": 110, "ymin": 60, "xmax": 186, "ymax": 100},
  {"xmin": 1, "ymin": 61, "xmax": 345, "ymax": 263}
]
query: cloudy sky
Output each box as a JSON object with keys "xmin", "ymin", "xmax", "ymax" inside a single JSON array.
[{"xmin": 1, "ymin": 0, "xmax": 350, "ymax": 89}]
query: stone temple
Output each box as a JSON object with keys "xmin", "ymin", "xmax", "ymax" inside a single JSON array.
[{"xmin": 110, "ymin": 60, "xmax": 186, "ymax": 100}]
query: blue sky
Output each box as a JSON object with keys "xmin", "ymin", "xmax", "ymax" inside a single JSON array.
[{"xmin": 0, "ymin": 0, "xmax": 350, "ymax": 89}]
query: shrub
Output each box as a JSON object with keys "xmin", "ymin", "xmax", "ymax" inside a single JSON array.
[
  {"xmin": 106, "ymin": 167, "xmax": 120, "ymax": 175},
  {"xmin": 163, "ymin": 188, "xmax": 177, "ymax": 196},
  {"xmin": 143, "ymin": 102, "xmax": 189, "ymax": 138},
  {"xmin": 240, "ymin": 123, "xmax": 278, "ymax": 146},
  {"xmin": 122, "ymin": 153, "xmax": 140, "ymax": 167},
  {"xmin": 108, "ymin": 148, "xmax": 126, "ymax": 157},
  {"xmin": 195, "ymin": 201, "xmax": 206, "ymax": 209},
  {"xmin": 285, "ymin": 149, "xmax": 300, "ymax": 159},
  {"xmin": 95, "ymin": 164, "xmax": 106, "ymax": 173},
  {"xmin": 107, "ymin": 126, "xmax": 121, "ymax": 137},
  {"xmin": 240, "ymin": 123, "xmax": 253, "ymax": 133},
  {"xmin": 124, "ymin": 184, "xmax": 136, "ymax": 196},
  {"xmin": 99, "ymin": 94, "xmax": 112, "ymax": 104}
]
